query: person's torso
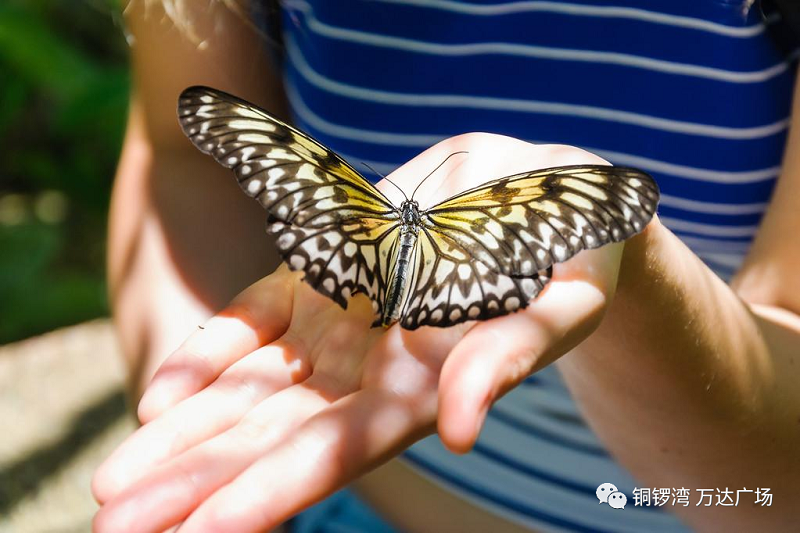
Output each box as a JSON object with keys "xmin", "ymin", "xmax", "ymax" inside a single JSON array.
[{"xmin": 262, "ymin": 1, "xmax": 797, "ymax": 530}]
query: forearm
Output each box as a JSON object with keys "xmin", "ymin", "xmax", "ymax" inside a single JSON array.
[
  {"xmin": 111, "ymin": 0, "xmax": 289, "ymax": 399},
  {"xmin": 557, "ymin": 217, "xmax": 800, "ymax": 531},
  {"xmin": 108, "ymin": 110, "xmax": 281, "ymax": 398}
]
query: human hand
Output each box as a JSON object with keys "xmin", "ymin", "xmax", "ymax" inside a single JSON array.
[{"xmin": 92, "ymin": 133, "xmax": 629, "ymax": 532}]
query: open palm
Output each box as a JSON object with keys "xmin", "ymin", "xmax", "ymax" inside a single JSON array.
[{"xmin": 92, "ymin": 134, "xmax": 628, "ymax": 532}]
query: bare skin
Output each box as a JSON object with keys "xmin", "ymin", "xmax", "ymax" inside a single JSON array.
[
  {"xmin": 107, "ymin": 0, "xmax": 286, "ymax": 393},
  {"xmin": 96, "ymin": 2, "xmax": 800, "ymax": 532}
]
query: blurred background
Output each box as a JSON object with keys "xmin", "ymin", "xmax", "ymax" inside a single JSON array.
[{"xmin": 0, "ymin": 1, "xmax": 136, "ymax": 531}]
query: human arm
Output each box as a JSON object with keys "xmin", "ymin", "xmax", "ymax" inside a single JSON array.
[
  {"xmin": 93, "ymin": 105, "xmax": 799, "ymax": 531},
  {"xmin": 108, "ymin": 0, "xmax": 286, "ymax": 396},
  {"xmin": 553, "ymin": 76, "xmax": 800, "ymax": 531}
]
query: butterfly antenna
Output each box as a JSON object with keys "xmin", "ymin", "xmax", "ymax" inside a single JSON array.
[
  {"xmin": 411, "ymin": 151, "xmax": 469, "ymax": 200},
  {"xmin": 362, "ymin": 161, "xmax": 408, "ymax": 201}
]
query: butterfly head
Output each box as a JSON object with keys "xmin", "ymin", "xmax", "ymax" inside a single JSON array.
[{"xmin": 400, "ymin": 200, "xmax": 421, "ymax": 226}]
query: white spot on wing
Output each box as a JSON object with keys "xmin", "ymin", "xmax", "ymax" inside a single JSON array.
[
  {"xmin": 324, "ymin": 233, "xmax": 343, "ymax": 247},
  {"xmin": 435, "ymin": 261, "xmax": 455, "ymax": 284},
  {"xmin": 505, "ymin": 297, "xmax": 520, "ymax": 312},
  {"xmin": 277, "ymin": 233, "xmax": 295, "ymax": 249},
  {"xmin": 290, "ymin": 255, "xmax": 306, "ymax": 270}
]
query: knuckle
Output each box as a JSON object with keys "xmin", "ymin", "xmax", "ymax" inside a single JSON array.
[
  {"xmin": 213, "ymin": 369, "xmax": 261, "ymax": 401},
  {"xmin": 171, "ymin": 344, "xmax": 217, "ymax": 382},
  {"xmin": 230, "ymin": 416, "xmax": 273, "ymax": 449}
]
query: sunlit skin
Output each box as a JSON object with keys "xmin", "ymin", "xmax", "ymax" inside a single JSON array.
[
  {"xmin": 97, "ymin": 131, "xmax": 800, "ymax": 533},
  {"xmin": 96, "ymin": 135, "xmax": 628, "ymax": 532},
  {"xmin": 96, "ymin": 2, "xmax": 800, "ymax": 532}
]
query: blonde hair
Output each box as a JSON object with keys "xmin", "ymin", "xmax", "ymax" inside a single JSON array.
[{"xmin": 130, "ymin": 0, "xmax": 252, "ymax": 45}]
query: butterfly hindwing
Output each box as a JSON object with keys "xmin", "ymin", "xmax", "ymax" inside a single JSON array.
[
  {"xmin": 424, "ymin": 165, "xmax": 659, "ymax": 278},
  {"xmin": 267, "ymin": 215, "xmax": 400, "ymax": 321},
  {"xmin": 178, "ymin": 86, "xmax": 400, "ymax": 319},
  {"xmin": 400, "ymin": 225, "xmax": 551, "ymax": 330}
]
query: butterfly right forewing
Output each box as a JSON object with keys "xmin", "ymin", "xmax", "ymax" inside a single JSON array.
[
  {"xmin": 422, "ymin": 165, "xmax": 659, "ymax": 278},
  {"xmin": 177, "ymin": 86, "xmax": 394, "ymax": 218}
]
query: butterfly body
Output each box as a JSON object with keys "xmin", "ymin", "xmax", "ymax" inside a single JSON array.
[
  {"xmin": 382, "ymin": 200, "xmax": 422, "ymax": 327},
  {"xmin": 178, "ymin": 86, "xmax": 660, "ymax": 330}
]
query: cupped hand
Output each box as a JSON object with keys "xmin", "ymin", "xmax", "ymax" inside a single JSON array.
[{"xmin": 92, "ymin": 134, "xmax": 626, "ymax": 532}]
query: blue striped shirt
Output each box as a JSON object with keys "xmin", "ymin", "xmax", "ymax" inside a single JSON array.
[{"xmin": 260, "ymin": 1, "xmax": 796, "ymax": 530}]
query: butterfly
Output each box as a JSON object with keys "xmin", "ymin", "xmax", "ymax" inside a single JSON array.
[{"xmin": 178, "ymin": 86, "xmax": 659, "ymax": 330}]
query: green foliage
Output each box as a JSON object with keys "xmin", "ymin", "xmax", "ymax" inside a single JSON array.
[{"xmin": 0, "ymin": 0, "xmax": 129, "ymax": 343}]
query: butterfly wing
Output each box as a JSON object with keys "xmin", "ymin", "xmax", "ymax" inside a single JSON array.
[
  {"xmin": 400, "ymin": 165, "xmax": 658, "ymax": 329},
  {"xmin": 178, "ymin": 86, "xmax": 400, "ymax": 320},
  {"xmin": 400, "ymin": 226, "xmax": 551, "ymax": 329}
]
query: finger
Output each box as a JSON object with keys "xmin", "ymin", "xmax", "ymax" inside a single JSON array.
[
  {"xmin": 387, "ymin": 133, "xmax": 608, "ymax": 205},
  {"xmin": 93, "ymin": 374, "xmax": 341, "ymax": 533},
  {"xmin": 437, "ymin": 243, "xmax": 623, "ymax": 453},
  {"xmin": 138, "ymin": 270, "xmax": 295, "ymax": 423},
  {"xmin": 93, "ymin": 336, "xmax": 311, "ymax": 504},
  {"xmin": 95, "ymin": 283, "xmax": 367, "ymax": 503},
  {"xmin": 176, "ymin": 387, "xmax": 436, "ymax": 533}
]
